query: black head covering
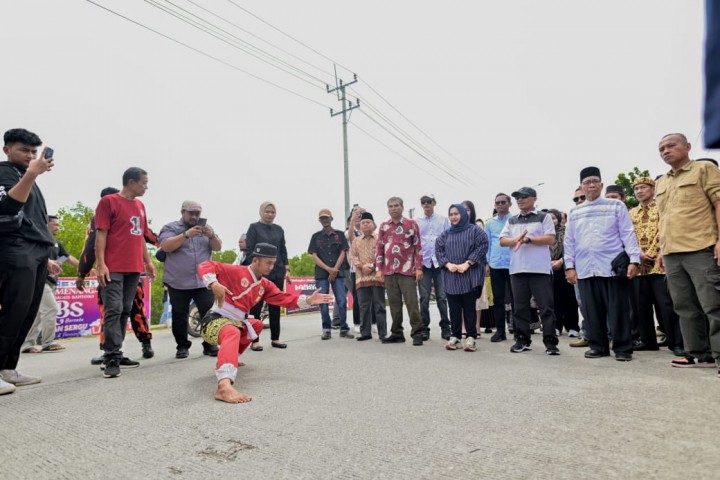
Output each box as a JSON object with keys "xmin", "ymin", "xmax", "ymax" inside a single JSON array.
[{"xmin": 580, "ymin": 166, "xmax": 601, "ymax": 182}]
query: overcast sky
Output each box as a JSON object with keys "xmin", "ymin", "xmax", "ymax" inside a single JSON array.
[{"xmin": 1, "ymin": 1, "xmax": 713, "ymax": 257}]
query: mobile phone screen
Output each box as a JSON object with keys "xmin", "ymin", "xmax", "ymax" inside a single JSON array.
[
  {"xmin": 198, "ymin": 218, "xmax": 207, "ymax": 227},
  {"xmin": 45, "ymin": 147, "xmax": 54, "ymax": 159}
]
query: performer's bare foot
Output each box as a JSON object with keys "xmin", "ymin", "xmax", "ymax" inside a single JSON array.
[
  {"xmin": 238, "ymin": 361, "xmax": 246, "ymax": 367},
  {"xmin": 214, "ymin": 379, "xmax": 252, "ymax": 404}
]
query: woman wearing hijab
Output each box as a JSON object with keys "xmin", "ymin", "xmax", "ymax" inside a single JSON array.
[
  {"xmin": 244, "ymin": 202, "xmax": 290, "ymax": 349},
  {"xmin": 436, "ymin": 204, "xmax": 489, "ymax": 351}
]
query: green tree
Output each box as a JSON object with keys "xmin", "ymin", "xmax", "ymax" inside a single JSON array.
[
  {"xmin": 55, "ymin": 202, "xmax": 94, "ymax": 277},
  {"xmin": 614, "ymin": 167, "xmax": 651, "ymax": 208},
  {"xmin": 212, "ymin": 249, "xmax": 238, "ymax": 264},
  {"xmin": 288, "ymin": 252, "xmax": 315, "ymax": 277}
]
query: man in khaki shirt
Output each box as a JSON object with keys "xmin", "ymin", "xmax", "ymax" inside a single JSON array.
[
  {"xmin": 656, "ymin": 133, "xmax": 720, "ymax": 370},
  {"xmin": 629, "ymin": 177, "xmax": 684, "ymax": 355}
]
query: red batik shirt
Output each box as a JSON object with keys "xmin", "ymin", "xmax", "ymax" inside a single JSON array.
[{"xmin": 375, "ymin": 217, "xmax": 423, "ymax": 276}]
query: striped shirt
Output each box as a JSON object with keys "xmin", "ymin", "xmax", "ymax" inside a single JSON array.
[
  {"xmin": 435, "ymin": 225, "xmax": 488, "ymax": 295},
  {"xmin": 500, "ymin": 210, "xmax": 555, "ymax": 275}
]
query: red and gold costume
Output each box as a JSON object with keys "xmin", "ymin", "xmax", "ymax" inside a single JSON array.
[{"xmin": 197, "ymin": 261, "xmax": 310, "ymax": 383}]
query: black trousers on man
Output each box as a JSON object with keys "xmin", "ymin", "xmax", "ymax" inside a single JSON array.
[
  {"xmin": 167, "ymin": 286, "xmax": 215, "ymax": 351},
  {"xmin": 577, "ymin": 276, "xmax": 633, "ymax": 355},
  {"xmin": 632, "ymin": 274, "xmax": 684, "ymax": 351},
  {"xmin": 510, "ymin": 273, "xmax": 558, "ymax": 346},
  {"xmin": 552, "ymin": 269, "xmax": 579, "ymax": 333},
  {"xmin": 0, "ymin": 241, "xmax": 49, "ymax": 370},
  {"xmin": 489, "ymin": 268, "xmax": 513, "ymax": 336}
]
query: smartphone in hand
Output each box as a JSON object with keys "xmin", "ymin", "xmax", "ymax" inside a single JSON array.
[
  {"xmin": 45, "ymin": 147, "xmax": 54, "ymax": 159},
  {"xmin": 198, "ymin": 218, "xmax": 207, "ymax": 227}
]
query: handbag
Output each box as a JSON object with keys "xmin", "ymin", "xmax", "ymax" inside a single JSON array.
[
  {"xmin": 611, "ymin": 251, "xmax": 630, "ymax": 278},
  {"xmin": 0, "ymin": 166, "xmax": 25, "ymax": 234}
]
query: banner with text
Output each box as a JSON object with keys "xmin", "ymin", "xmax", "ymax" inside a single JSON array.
[{"xmin": 285, "ymin": 277, "xmax": 353, "ymax": 315}]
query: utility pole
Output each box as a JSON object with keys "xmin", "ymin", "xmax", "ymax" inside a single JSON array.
[{"xmin": 327, "ymin": 72, "xmax": 360, "ymax": 222}]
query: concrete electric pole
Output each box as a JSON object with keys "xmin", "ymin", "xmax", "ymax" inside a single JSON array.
[{"xmin": 327, "ymin": 72, "xmax": 360, "ymax": 222}]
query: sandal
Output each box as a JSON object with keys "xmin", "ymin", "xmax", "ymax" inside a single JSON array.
[
  {"xmin": 22, "ymin": 346, "xmax": 43, "ymax": 354},
  {"xmin": 250, "ymin": 343, "xmax": 264, "ymax": 351},
  {"xmin": 271, "ymin": 341, "xmax": 287, "ymax": 349},
  {"xmin": 42, "ymin": 343, "xmax": 66, "ymax": 352}
]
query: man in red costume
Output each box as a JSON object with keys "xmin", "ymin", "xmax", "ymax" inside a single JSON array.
[{"xmin": 198, "ymin": 243, "xmax": 332, "ymax": 403}]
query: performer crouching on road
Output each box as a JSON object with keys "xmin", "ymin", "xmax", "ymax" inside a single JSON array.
[{"xmin": 198, "ymin": 243, "xmax": 333, "ymax": 404}]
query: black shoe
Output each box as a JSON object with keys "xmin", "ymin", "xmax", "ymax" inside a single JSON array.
[
  {"xmin": 103, "ymin": 359, "xmax": 121, "ymax": 378},
  {"xmin": 203, "ymin": 345, "xmax": 219, "ymax": 357},
  {"xmin": 141, "ymin": 341, "xmax": 154, "ymax": 359},
  {"xmin": 90, "ymin": 355, "xmax": 104, "ymax": 365},
  {"xmin": 119, "ymin": 357, "xmax": 140, "ymax": 368},
  {"xmin": 615, "ymin": 352, "xmax": 633, "ymax": 362},
  {"xmin": 484, "ymin": 328, "xmax": 493, "ymax": 334},
  {"xmin": 176, "ymin": 347, "xmax": 189, "ymax": 359},
  {"xmin": 633, "ymin": 342, "xmax": 659, "ymax": 352},
  {"xmin": 545, "ymin": 345, "xmax": 560, "ymax": 355},
  {"xmin": 339, "ymin": 331, "xmax": 355, "ymax": 339},
  {"xmin": 331, "ymin": 324, "xmax": 341, "ymax": 330},
  {"xmin": 381, "ymin": 335, "xmax": 406, "ymax": 344},
  {"xmin": 584, "ymin": 349, "xmax": 610, "ymax": 359},
  {"xmin": 321, "ymin": 332, "xmax": 331, "ymax": 340},
  {"xmin": 412, "ymin": 336, "xmax": 424, "ymax": 346},
  {"xmin": 672, "ymin": 347, "xmax": 686, "ymax": 357},
  {"xmin": 356, "ymin": 335, "xmax": 372, "ymax": 341},
  {"xmin": 510, "ymin": 341, "xmax": 532, "ymax": 353},
  {"xmin": 490, "ymin": 334, "xmax": 507, "ymax": 343},
  {"xmin": 422, "ymin": 333, "xmax": 430, "ymax": 341},
  {"xmin": 441, "ymin": 329, "xmax": 451, "ymax": 340}
]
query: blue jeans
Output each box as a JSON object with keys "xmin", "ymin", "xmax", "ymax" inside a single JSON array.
[{"xmin": 318, "ymin": 277, "xmax": 348, "ymax": 332}]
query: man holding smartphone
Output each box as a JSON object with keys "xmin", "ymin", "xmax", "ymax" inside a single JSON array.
[
  {"xmin": 160, "ymin": 201, "xmax": 222, "ymax": 358},
  {"xmin": 0, "ymin": 128, "xmax": 55, "ymax": 394}
]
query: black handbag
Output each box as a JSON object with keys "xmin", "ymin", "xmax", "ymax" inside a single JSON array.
[
  {"xmin": 0, "ymin": 209, "xmax": 24, "ymax": 233},
  {"xmin": 0, "ymin": 166, "xmax": 25, "ymax": 234},
  {"xmin": 611, "ymin": 251, "xmax": 630, "ymax": 278}
]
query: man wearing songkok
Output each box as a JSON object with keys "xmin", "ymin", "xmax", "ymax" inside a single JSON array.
[
  {"xmin": 564, "ymin": 167, "xmax": 641, "ymax": 362},
  {"xmin": 198, "ymin": 243, "xmax": 332, "ymax": 403}
]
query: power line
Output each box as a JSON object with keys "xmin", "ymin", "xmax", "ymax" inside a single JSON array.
[
  {"xmin": 85, "ymin": 0, "xmax": 331, "ymax": 109},
  {"xmin": 352, "ymin": 123, "xmax": 457, "ymax": 189},
  {"xmin": 357, "ymin": 110, "xmax": 471, "ymax": 186},
  {"xmin": 184, "ymin": 0, "xmax": 337, "ymax": 81},
  {"xmin": 145, "ymin": 0, "xmax": 327, "ymax": 89}
]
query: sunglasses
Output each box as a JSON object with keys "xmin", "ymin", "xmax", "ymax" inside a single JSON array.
[
  {"xmin": 495, "ymin": 200, "xmax": 508, "ymax": 206},
  {"xmin": 515, "ymin": 195, "xmax": 530, "ymax": 200},
  {"xmin": 421, "ymin": 200, "xmax": 434, "ymax": 205},
  {"xmin": 319, "ymin": 216, "xmax": 330, "ymax": 220},
  {"xmin": 572, "ymin": 195, "xmax": 586, "ymax": 203}
]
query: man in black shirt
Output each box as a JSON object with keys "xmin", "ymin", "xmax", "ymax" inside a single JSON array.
[
  {"xmin": 308, "ymin": 209, "xmax": 354, "ymax": 340},
  {"xmin": 0, "ymin": 128, "xmax": 55, "ymax": 394}
]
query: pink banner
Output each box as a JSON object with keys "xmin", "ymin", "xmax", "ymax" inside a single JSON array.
[
  {"xmin": 54, "ymin": 276, "xmax": 151, "ymax": 338},
  {"xmin": 285, "ymin": 277, "xmax": 353, "ymax": 315}
]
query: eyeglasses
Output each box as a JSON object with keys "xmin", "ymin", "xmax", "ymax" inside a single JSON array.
[
  {"xmin": 515, "ymin": 195, "xmax": 530, "ymax": 200},
  {"xmin": 319, "ymin": 216, "xmax": 330, "ymax": 220},
  {"xmin": 572, "ymin": 195, "xmax": 586, "ymax": 203},
  {"xmin": 581, "ymin": 179, "xmax": 601, "ymax": 186},
  {"xmin": 420, "ymin": 200, "xmax": 433, "ymax": 205},
  {"xmin": 494, "ymin": 200, "xmax": 508, "ymax": 206}
]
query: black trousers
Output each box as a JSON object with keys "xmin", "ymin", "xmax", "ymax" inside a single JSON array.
[
  {"xmin": 248, "ymin": 274, "xmax": 283, "ymax": 341},
  {"xmin": 0, "ymin": 240, "xmax": 49, "ymax": 370},
  {"xmin": 552, "ymin": 269, "xmax": 579, "ymax": 333},
  {"xmin": 632, "ymin": 274, "xmax": 684, "ymax": 350},
  {"xmin": 577, "ymin": 276, "xmax": 632, "ymax": 354},
  {"xmin": 510, "ymin": 273, "xmax": 558, "ymax": 346},
  {"xmin": 167, "ymin": 286, "xmax": 214, "ymax": 350},
  {"xmin": 447, "ymin": 288, "xmax": 480, "ymax": 339},
  {"xmin": 489, "ymin": 268, "xmax": 513, "ymax": 334}
]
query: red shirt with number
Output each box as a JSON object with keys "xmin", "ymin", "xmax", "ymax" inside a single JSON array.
[{"xmin": 94, "ymin": 193, "xmax": 148, "ymax": 273}]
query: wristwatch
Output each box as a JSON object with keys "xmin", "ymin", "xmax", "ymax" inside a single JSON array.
[
  {"xmin": 524, "ymin": 237, "xmax": 532, "ymax": 244},
  {"xmin": 183, "ymin": 231, "xmax": 189, "ymax": 239}
]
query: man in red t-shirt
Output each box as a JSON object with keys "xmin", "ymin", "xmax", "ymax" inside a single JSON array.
[{"xmin": 94, "ymin": 167, "xmax": 156, "ymax": 378}]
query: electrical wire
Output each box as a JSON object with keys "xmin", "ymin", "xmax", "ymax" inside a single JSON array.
[{"xmin": 85, "ymin": 0, "xmax": 331, "ymax": 109}]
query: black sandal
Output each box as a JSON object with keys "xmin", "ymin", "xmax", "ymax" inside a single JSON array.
[
  {"xmin": 250, "ymin": 342, "xmax": 263, "ymax": 351},
  {"xmin": 271, "ymin": 341, "xmax": 287, "ymax": 349}
]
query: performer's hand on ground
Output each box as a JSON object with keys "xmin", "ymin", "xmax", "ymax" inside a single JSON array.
[
  {"xmin": 210, "ymin": 282, "xmax": 234, "ymax": 307},
  {"xmin": 214, "ymin": 379, "xmax": 252, "ymax": 404},
  {"xmin": 307, "ymin": 288, "xmax": 333, "ymax": 305}
]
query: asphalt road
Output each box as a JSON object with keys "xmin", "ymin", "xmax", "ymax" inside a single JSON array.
[{"xmin": 1, "ymin": 310, "xmax": 717, "ymax": 479}]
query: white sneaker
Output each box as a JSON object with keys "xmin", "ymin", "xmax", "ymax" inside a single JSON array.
[
  {"xmin": 353, "ymin": 325, "xmax": 361, "ymax": 334},
  {"xmin": 464, "ymin": 337, "xmax": 477, "ymax": 352},
  {"xmin": 568, "ymin": 329, "xmax": 579, "ymax": 338},
  {"xmin": 445, "ymin": 337, "xmax": 460, "ymax": 350},
  {"xmin": 0, "ymin": 378, "xmax": 16, "ymax": 395},
  {"xmin": 372, "ymin": 325, "xmax": 378, "ymax": 334},
  {"xmin": 0, "ymin": 369, "xmax": 41, "ymax": 386}
]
